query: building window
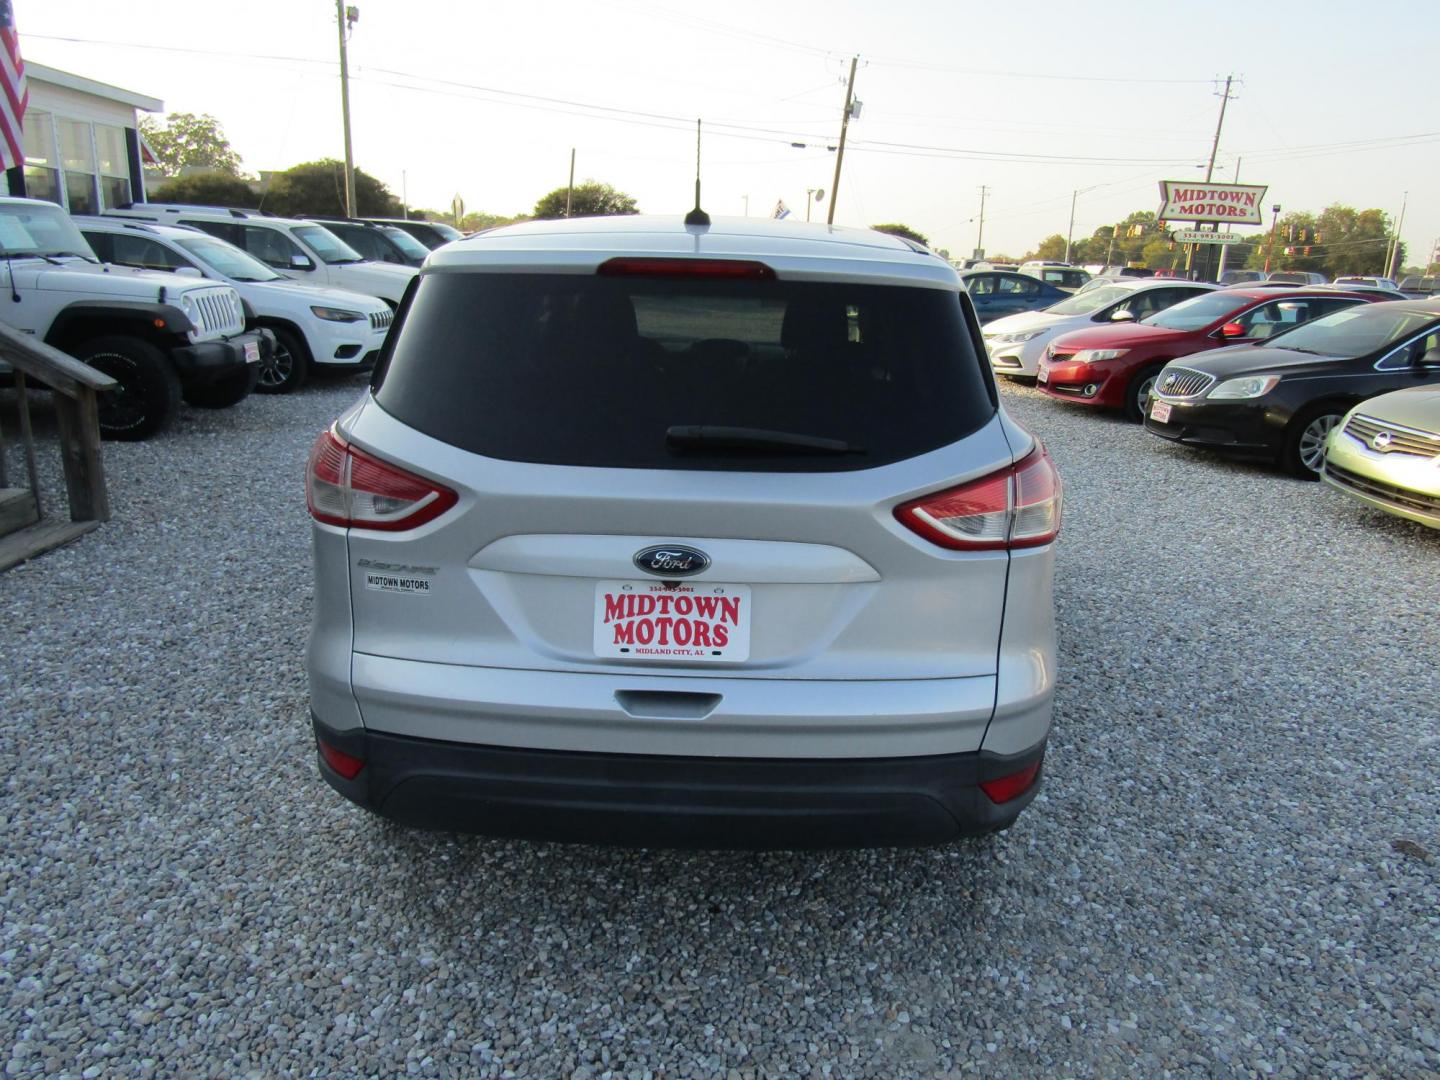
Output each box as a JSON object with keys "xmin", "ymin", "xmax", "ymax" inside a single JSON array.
[
  {"xmin": 58, "ymin": 118, "xmax": 99, "ymax": 215},
  {"xmin": 21, "ymin": 109, "xmax": 62, "ymax": 205},
  {"xmin": 94, "ymin": 124, "xmax": 132, "ymax": 209}
]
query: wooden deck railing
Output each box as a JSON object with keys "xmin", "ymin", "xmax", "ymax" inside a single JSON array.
[{"xmin": 0, "ymin": 321, "xmax": 116, "ymax": 571}]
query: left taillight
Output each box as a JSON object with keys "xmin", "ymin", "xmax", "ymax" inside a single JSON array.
[
  {"xmin": 306, "ymin": 428, "xmax": 457, "ymax": 531},
  {"xmin": 894, "ymin": 444, "xmax": 1062, "ymax": 551}
]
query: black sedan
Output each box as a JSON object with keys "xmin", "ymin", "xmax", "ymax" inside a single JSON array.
[{"xmin": 1144, "ymin": 299, "xmax": 1440, "ymax": 477}]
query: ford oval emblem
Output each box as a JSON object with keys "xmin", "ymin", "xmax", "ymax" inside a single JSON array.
[{"xmin": 634, "ymin": 545, "xmax": 710, "ymax": 578}]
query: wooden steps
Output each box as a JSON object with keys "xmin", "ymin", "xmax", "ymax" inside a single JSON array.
[
  {"xmin": 0, "ymin": 518, "xmax": 101, "ymax": 573},
  {"xmin": 0, "ymin": 487, "xmax": 39, "ymax": 537}
]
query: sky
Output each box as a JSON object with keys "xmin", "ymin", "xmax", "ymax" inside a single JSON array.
[{"xmin": 21, "ymin": 0, "xmax": 1440, "ymax": 266}]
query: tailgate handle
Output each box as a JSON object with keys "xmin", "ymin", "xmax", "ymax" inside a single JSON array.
[{"xmin": 615, "ymin": 690, "xmax": 721, "ymax": 720}]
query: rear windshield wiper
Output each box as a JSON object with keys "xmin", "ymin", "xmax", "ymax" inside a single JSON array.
[{"xmin": 666, "ymin": 425, "xmax": 863, "ymax": 455}]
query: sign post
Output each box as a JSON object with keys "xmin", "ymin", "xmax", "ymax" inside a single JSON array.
[{"xmin": 1159, "ymin": 181, "xmax": 1268, "ymax": 280}]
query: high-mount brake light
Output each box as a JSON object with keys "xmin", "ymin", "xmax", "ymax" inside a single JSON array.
[
  {"xmin": 894, "ymin": 445, "xmax": 1062, "ymax": 551},
  {"xmin": 597, "ymin": 257, "xmax": 776, "ymax": 280},
  {"xmin": 306, "ymin": 428, "xmax": 457, "ymax": 531}
]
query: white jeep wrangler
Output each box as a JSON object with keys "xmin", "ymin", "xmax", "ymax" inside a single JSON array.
[{"xmin": 0, "ymin": 197, "xmax": 270, "ymax": 439}]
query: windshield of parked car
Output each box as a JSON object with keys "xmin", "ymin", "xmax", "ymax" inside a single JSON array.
[
  {"xmin": 176, "ymin": 236, "xmax": 282, "ymax": 282},
  {"xmin": 292, "ymin": 225, "xmax": 365, "ymax": 264},
  {"xmin": 375, "ymin": 274, "xmax": 995, "ymax": 472},
  {"xmin": 0, "ymin": 201, "xmax": 97, "ymax": 259},
  {"xmin": 1266, "ymin": 306, "xmax": 1439, "ymax": 357},
  {"xmin": 1141, "ymin": 291, "xmax": 1250, "ymax": 330},
  {"xmin": 379, "ymin": 227, "xmax": 429, "ymax": 259},
  {"xmin": 1045, "ymin": 284, "xmax": 1132, "ymax": 315}
]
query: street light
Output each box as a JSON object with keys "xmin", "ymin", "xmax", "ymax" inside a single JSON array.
[
  {"xmin": 1265, "ymin": 204, "xmax": 1282, "ymax": 273},
  {"xmin": 806, "ymin": 187, "xmax": 825, "ymax": 223}
]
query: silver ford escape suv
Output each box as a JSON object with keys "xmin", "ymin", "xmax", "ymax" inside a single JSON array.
[{"xmin": 305, "ymin": 215, "xmax": 1061, "ymax": 848}]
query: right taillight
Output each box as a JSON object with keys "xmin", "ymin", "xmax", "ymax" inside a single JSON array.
[
  {"xmin": 894, "ymin": 445, "xmax": 1062, "ymax": 550},
  {"xmin": 306, "ymin": 428, "xmax": 457, "ymax": 531}
]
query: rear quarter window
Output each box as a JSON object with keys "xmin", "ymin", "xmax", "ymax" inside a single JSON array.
[{"xmin": 373, "ymin": 272, "xmax": 996, "ymax": 471}]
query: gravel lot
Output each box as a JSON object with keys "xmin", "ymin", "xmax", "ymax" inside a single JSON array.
[{"xmin": 2, "ymin": 377, "xmax": 1437, "ymax": 1078}]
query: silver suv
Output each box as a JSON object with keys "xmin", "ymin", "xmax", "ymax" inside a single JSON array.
[{"xmin": 306, "ymin": 216, "xmax": 1061, "ymax": 848}]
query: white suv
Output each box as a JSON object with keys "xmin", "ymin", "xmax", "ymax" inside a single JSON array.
[
  {"xmin": 78, "ymin": 217, "xmax": 393, "ymax": 393},
  {"xmin": 104, "ymin": 205, "xmax": 416, "ymax": 306},
  {"xmin": 305, "ymin": 215, "xmax": 1061, "ymax": 848}
]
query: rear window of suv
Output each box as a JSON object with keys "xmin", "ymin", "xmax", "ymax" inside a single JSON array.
[{"xmin": 373, "ymin": 271, "xmax": 995, "ymax": 471}]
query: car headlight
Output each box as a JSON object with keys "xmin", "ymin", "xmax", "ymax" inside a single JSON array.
[
  {"xmin": 992, "ymin": 330, "xmax": 1044, "ymax": 344},
  {"xmin": 1071, "ymin": 348, "xmax": 1129, "ymax": 363},
  {"xmin": 1208, "ymin": 375, "xmax": 1280, "ymax": 400},
  {"xmin": 310, "ymin": 306, "xmax": 366, "ymax": 323}
]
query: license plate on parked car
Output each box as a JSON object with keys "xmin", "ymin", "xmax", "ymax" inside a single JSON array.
[
  {"xmin": 594, "ymin": 580, "xmax": 751, "ymax": 662},
  {"xmin": 1037, "ymin": 367, "xmax": 1049, "ymax": 384},
  {"xmin": 1150, "ymin": 400, "xmax": 1172, "ymax": 423},
  {"xmin": 244, "ymin": 340, "xmax": 261, "ymax": 363}
]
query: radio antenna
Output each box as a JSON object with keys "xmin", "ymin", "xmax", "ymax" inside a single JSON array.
[{"xmin": 684, "ymin": 118, "xmax": 710, "ymax": 227}]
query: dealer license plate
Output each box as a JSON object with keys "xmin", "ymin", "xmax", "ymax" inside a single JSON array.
[
  {"xmin": 244, "ymin": 340, "xmax": 261, "ymax": 364},
  {"xmin": 1150, "ymin": 400, "xmax": 1172, "ymax": 423},
  {"xmin": 594, "ymin": 580, "xmax": 751, "ymax": 663},
  {"xmin": 1037, "ymin": 366, "xmax": 1049, "ymax": 384}
]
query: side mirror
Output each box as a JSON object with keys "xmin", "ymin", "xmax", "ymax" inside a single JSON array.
[
  {"xmin": 173, "ymin": 266, "xmax": 203, "ymax": 278},
  {"xmin": 290, "ymin": 254, "xmax": 315, "ymax": 271},
  {"xmin": 1219, "ymin": 322, "xmax": 1246, "ymax": 338},
  {"xmin": 1109, "ymin": 308, "xmax": 1135, "ymax": 322}
]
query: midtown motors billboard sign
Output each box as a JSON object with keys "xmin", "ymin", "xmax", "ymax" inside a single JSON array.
[{"xmin": 1158, "ymin": 181, "xmax": 1269, "ymax": 225}]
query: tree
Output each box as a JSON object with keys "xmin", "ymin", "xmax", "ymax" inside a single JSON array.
[
  {"xmin": 139, "ymin": 113, "xmax": 242, "ymax": 178},
  {"xmin": 533, "ymin": 181, "xmax": 638, "ymax": 219},
  {"xmin": 260, "ymin": 160, "xmax": 403, "ymax": 217},
  {"xmin": 150, "ymin": 171, "xmax": 257, "ymax": 209},
  {"xmin": 871, "ymin": 223, "xmax": 930, "ymax": 247},
  {"xmin": 460, "ymin": 211, "xmax": 529, "ymax": 232},
  {"xmin": 1031, "ymin": 234, "xmax": 1067, "ymax": 261}
]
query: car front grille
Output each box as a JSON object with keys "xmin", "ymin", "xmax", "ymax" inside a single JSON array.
[
  {"xmin": 1343, "ymin": 414, "xmax": 1440, "ymax": 458},
  {"xmin": 1325, "ymin": 460, "xmax": 1440, "ymax": 516},
  {"xmin": 1047, "ymin": 349, "xmax": 1075, "ymax": 363},
  {"xmin": 1156, "ymin": 366, "xmax": 1215, "ymax": 399},
  {"xmin": 192, "ymin": 289, "xmax": 244, "ymax": 337},
  {"xmin": 369, "ymin": 309, "xmax": 393, "ymax": 331}
]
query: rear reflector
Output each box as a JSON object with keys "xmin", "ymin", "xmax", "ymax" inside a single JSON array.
[
  {"xmin": 598, "ymin": 257, "xmax": 776, "ymax": 280},
  {"xmin": 980, "ymin": 761, "xmax": 1040, "ymax": 804},
  {"xmin": 306, "ymin": 428, "xmax": 457, "ymax": 532},
  {"xmin": 894, "ymin": 444, "xmax": 1062, "ymax": 551},
  {"xmin": 317, "ymin": 738, "xmax": 365, "ymax": 780}
]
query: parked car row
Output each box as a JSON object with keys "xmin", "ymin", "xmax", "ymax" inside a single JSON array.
[
  {"xmin": 978, "ymin": 264, "xmax": 1440, "ymax": 527},
  {"xmin": 0, "ymin": 196, "xmax": 460, "ymax": 439}
]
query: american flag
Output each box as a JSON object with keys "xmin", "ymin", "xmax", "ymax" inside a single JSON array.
[{"xmin": 0, "ymin": 0, "xmax": 26, "ymax": 173}]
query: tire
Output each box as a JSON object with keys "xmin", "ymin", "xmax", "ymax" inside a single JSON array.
[
  {"xmin": 75, "ymin": 335, "xmax": 181, "ymax": 441},
  {"xmin": 1282, "ymin": 403, "xmax": 1346, "ymax": 480},
  {"xmin": 256, "ymin": 326, "xmax": 310, "ymax": 394},
  {"xmin": 182, "ymin": 362, "xmax": 260, "ymax": 408},
  {"xmin": 1125, "ymin": 363, "xmax": 1167, "ymax": 422}
]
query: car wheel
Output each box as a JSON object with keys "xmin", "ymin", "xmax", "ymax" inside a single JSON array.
[
  {"xmin": 1283, "ymin": 404, "xmax": 1345, "ymax": 480},
  {"xmin": 257, "ymin": 326, "xmax": 310, "ymax": 394},
  {"xmin": 1125, "ymin": 363, "xmax": 1167, "ymax": 422},
  {"xmin": 75, "ymin": 335, "xmax": 181, "ymax": 441},
  {"xmin": 182, "ymin": 363, "xmax": 260, "ymax": 408}
]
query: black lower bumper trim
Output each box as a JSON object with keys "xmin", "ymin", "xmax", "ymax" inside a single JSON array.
[{"xmin": 311, "ymin": 715, "xmax": 1045, "ymax": 849}]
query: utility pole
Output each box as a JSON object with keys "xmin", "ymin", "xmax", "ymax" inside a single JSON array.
[
  {"xmin": 401, "ymin": 169, "xmax": 407, "ymax": 220},
  {"xmin": 827, "ymin": 56, "xmax": 858, "ymax": 226},
  {"xmin": 1064, "ymin": 189, "xmax": 1078, "ymax": 263},
  {"xmin": 1186, "ymin": 74, "xmax": 1237, "ymax": 279},
  {"xmin": 335, "ymin": 1, "xmax": 358, "ymax": 218},
  {"xmin": 566, "ymin": 149, "xmax": 575, "ymax": 218},
  {"xmin": 976, "ymin": 185, "xmax": 990, "ymax": 256},
  {"xmin": 1387, "ymin": 191, "xmax": 1409, "ymax": 279}
]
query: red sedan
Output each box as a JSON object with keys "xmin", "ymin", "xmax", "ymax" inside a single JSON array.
[{"xmin": 1036, "ymin": 288, "xmax": 1381, "ymax": 419}]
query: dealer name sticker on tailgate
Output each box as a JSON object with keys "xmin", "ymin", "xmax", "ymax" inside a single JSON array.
[
  {"xmin": 365, "ymin": 572, "xmax": 432, "ymax": 595},
  {"xmin": 594, "ymin": 581, "xmax": 751, "ymax": 662}
]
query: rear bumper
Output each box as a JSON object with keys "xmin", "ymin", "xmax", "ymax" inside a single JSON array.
[{"xmin": 312, "ymin": 714, "xmax": 1046, "ymax": 848}]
